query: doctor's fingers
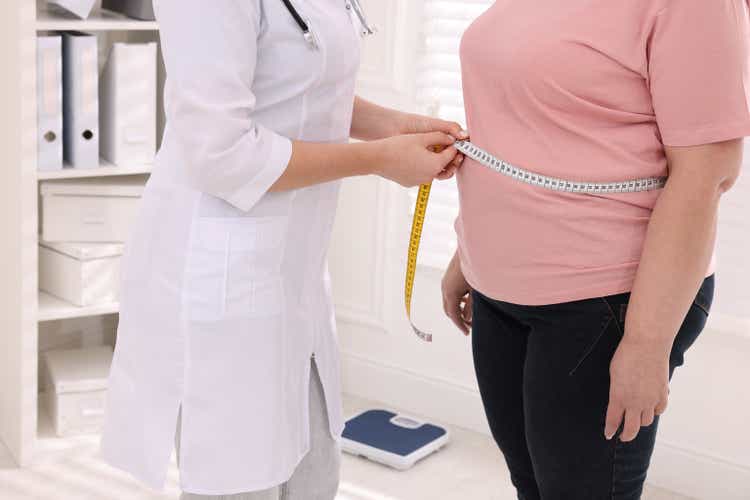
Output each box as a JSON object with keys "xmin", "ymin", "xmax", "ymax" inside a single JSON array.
[
  {"xmin": 434, "ymin": 144, "xmax": 459, "ymax": 170},
  {"xmin": 421, "ymin": 131, "xmax": 457, "ymax": 149},
  {"xmin": 436, "ymin": 152, "xmax": 464, "ymax": 180},
  {"xmin": 436, "ymin": 159, "xmax": 461, "ymax": 180},
  {"xmin": 430, "ymin": 119, "xmax": 469, "ymax": 140}
]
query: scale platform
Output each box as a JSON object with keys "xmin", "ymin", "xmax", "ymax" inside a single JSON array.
[{"xmin": 342, "ymin": 409, "xmax": 450, "ymax": 470}]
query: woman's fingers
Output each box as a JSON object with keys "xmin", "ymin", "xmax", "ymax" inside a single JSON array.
[
  {"xmin": 459, "ymin": 294, "xmax": 473, "ymax": 336},
  {"xmin": 655, "ymin": 398, "xmax": 668, "ymax": 416},
  {"xmin": 604, "ymin": 400, "xmax": 624, "ymax": 440},
  {"xmin": 461, "ymin": 293, "xmax": 473, "ymax": 324},
  {"xmin": 444, "ymin": 296, "xmax": 469, "ymax": 335},
  {"xmin": 641, "ymin": 408, "xmax": 656, "ymax": 428},
  {"xmin": 620, "ymin": 409, "xmax": 643, "ymax": 442}
]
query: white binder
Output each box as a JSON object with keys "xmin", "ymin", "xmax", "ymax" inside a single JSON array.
[
  {"xmin": 37, "ymin": 36, "xmax": 64, "ymax": 172},
  {"xmin": 100, "ymin": 42, "xmax": 157, "ymax": 166},
  {"xmin": 48, "ymin": 0, "xmax": 97, "ymax": 20},
  {"xmin": 62, "ymin": 33, "xmax": 100, "ymax": 169}
]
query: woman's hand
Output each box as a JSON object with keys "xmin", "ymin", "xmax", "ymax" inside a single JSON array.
[
  {"xmin": 372, "ymin": 132, "xmax": 460, "ymax": 187},
  {"xmin": 442, "ymin": 251, "xmax": 473, "ymax": 335},
  {"xmin": 605, "ymin": 337, "xmax": 671, "ymax": 442}
]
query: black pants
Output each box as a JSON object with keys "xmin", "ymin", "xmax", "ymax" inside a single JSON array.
[{"xmin": 471, "ymin": 276, "xmax": 714, "ymax": 500}]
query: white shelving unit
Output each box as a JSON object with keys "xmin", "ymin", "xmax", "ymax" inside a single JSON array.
[
  {"xmin": 36, "ymin": 5, "xmax": 159, "ymax": 32},
  {"xmin": 37, "ymin": 292, "xmax": 120, "ymax": 322},
  {"xmin": 0, "ymin": 0, "xmax": 163, "ymax": 466},
  {"xmin": 37, "ymin": 160, "xmax": 153, "ymax": 180}
]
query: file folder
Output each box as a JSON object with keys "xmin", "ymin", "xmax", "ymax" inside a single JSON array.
[
  {"xmin": 102, "ymin": 0, "xmax": 156, "ymax": 21},
  {"xmin": 62, "ymin": 33, "xmax": 100, "ymax": 169},
  {"xmin": 48, "ymin": 0, "xmax": 97, "ymax": 20},
  {"xmin": 100, "ymin": 42, "xmax": 157, "ymax": 166},
  {"xmin": 37, "ymin": 36, "xmax": 64, "ymax": 172}
]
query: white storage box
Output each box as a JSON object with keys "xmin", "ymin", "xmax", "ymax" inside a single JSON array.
[
  {"xmin": 39, "ymin": 241, "xmax": 123, "ymax": 306},
  {"xmin": 42, "ymin": 345, "xmax": 114, "ymax": 437},
  {"xmin": 40, "ymin": 176, "xmax": 145, "ymax": 242},
  {"xmin": 47, "ymin": 0, "xmax": 97, "ymax": 19}
]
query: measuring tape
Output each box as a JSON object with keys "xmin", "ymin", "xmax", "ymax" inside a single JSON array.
[{"xmin": 405, "ymin": 140, "xmax": 668, "ymax": 342}]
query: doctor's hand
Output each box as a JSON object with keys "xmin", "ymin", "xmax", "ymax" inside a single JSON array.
[
  {"xmin": 399, "ymin": 113, "xmax": 468, "ymax": 141},
  {"xmin": 374, "ymin": 132, "xmax": 461, "ymax": 187},
  {"xmin": 399, "ymin": 114, "xmax": 468, "ymax": 176},
  {"xmin": 442, "ymin": 251, "xmax": 473, "ymax": 335}
]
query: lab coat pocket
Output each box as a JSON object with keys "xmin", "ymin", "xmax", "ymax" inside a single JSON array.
[
  {"xmin": 251, "ymin": 277, "xmax": 284, "ymax": 318},
  {"xmin": 185, "ymin": 217, "xmax": 287, "ymax": 322}
]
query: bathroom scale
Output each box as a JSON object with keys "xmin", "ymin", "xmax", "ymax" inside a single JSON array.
[{"xmin": 342, "ymin": 409, "xmax": 450, "ymax": 470}]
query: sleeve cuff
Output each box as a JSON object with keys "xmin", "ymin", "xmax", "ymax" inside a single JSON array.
[
  {"xmin": 661, "ymin": 119, "xmax": 750, "ymax": 147},
  {"xmin": 226, "ymin": 130, "xmax": 293, "ymax": 212}
]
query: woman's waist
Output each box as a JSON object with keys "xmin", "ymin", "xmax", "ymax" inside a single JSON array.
[
  {"xmin": 461, "ymin": 119, "xmax": 669, "ymax": 185},
  {"xmin": 455, "ymin": 199, "xmax": 652, "ymax": 274}
]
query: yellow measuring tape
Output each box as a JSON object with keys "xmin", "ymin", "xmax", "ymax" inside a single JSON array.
[{"xmin": 405, "ymin": 182, "xmax": 433, "ymax": 342}]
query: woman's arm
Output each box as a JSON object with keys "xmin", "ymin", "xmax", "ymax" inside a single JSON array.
[
  {"xmin": 605, "ymin": 139, "xmax": 743, "ymax": 442},
  {"xmin": 351, "ymin": 96, "xmax": 469, "ymax": 142}
]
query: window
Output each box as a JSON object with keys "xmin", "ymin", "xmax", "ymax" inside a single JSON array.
[{"xmin": 412, "ymin": 0, "xmax": 492, "ymax": 268}]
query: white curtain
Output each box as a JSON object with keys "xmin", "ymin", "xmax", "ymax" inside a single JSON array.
[{"xmin": 412, "ymin": 0, "xmax": 492, "ymax": 269}]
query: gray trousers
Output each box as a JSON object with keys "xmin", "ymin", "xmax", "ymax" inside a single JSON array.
[{"xmin": 178, "ymin": 361, "xmax": 341, "ymax": 500}]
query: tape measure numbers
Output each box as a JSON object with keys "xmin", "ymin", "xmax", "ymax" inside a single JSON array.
[
  {"xmin": 404, "ymin": 140, "xmax": 668, "ymax": 342},
  {"xmin": 405, "ymin": 182, "xmax": 433, "ymax": 342}
]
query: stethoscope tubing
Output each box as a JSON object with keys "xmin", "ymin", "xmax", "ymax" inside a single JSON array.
[
  {"xmin": 281, "ymin": 0, "xmax": 375, "ymax": 45},
  {"xmin": 280, "ymin": 0, "xmax": 311, "ymax": 34}
]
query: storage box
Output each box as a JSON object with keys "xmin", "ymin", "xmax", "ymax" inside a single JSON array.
[
  {"xmin": 40, "ymin": 176, "xmax": 145, "ymax": 242},
  {"xmin": 40, "ymin": 241, "xmax": 123, "ymax": 306},
  {"xmin": 102, "ymin": 0, "xmax": 155, "ymax": 20},
  {"xmin": 42, "ymin": 345, "xmax": 114, "ymax": 437},
  {"xmin": 47, "ymin": 0, "xmax": 97, "ymax": 19}
]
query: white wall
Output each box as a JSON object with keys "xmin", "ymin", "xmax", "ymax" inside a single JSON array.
[
  {"xmin": 0, "ymin": 0, "xmax": 39, "ymax": 466},
  {"xmin": 331, "ymin": 2, "xmax": 750, "ymax": 498},
  {"xmin": 0, "ymin": 0, "xmax": 25, "ymax": 463}
]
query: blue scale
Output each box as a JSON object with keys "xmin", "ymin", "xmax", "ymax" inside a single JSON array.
[{"xmin": 342, "ymin": 410, "xmax": 451, "ymax": 470}]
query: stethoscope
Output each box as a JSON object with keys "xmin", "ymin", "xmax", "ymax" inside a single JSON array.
[{"xmin": 280, "ymin": 0, "xmax": 377, "ymax": 49}]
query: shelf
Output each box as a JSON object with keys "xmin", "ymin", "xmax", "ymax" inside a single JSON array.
[
  {"xmin": 36, "ymin": 7, "xmax": 159, "ymax": 32},
  {"xmin": 38, "ymin": 291, "xmax": 118, "ymax": 322},
  {"xmin": 37, "ymin": 161, "xmax": 153, "ymax": 180}
]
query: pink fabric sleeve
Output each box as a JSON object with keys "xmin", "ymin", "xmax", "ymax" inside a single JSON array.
[{"xmin": 648, "ymin": 0, "xmax": 750, "ymax": 146}]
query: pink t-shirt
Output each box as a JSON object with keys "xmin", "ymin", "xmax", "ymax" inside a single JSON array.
[{"xmin": 456, "ymin": 0, "xmax": 750, "ymax": 305}]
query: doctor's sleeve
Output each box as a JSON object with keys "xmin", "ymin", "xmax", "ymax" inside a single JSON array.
[
  {"xmin": 153, "ymin": 0, "xmax": 292, "ymax": 212},
  {"xmin": 647, "ymin": 0, "xmax": 750, "ymax": 147}
]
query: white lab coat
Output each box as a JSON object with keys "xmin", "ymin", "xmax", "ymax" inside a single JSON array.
[{"xmin": 100, "ymin": 0, "xmax": 362, "ymax": 494}]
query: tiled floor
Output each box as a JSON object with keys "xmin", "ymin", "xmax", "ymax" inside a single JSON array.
[{"xmin": 0, "ymin": 396, "xmax": 693, "ymax": 500}]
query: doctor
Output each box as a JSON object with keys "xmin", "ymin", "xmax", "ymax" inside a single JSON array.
[{"xmin": 100, "ymin": 1, "xmax": 464, "ymax": 499}]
